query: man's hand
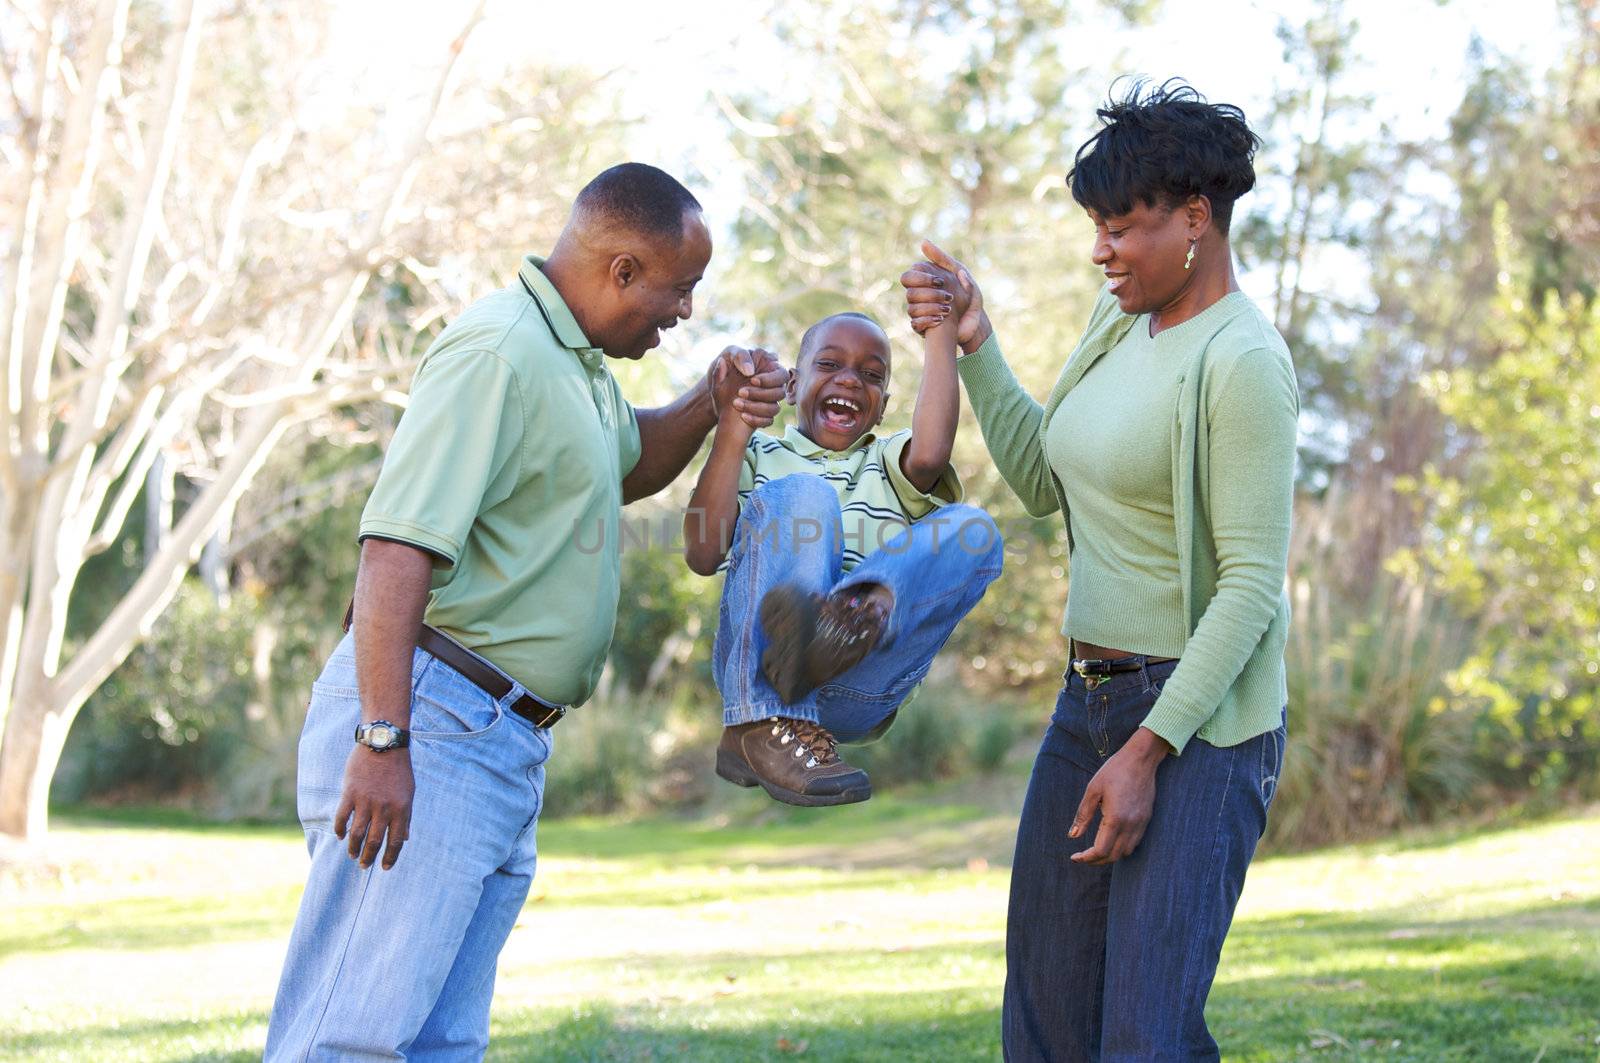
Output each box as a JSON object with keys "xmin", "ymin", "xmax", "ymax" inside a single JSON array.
[
  {"xmin": 709, "ymin": 345, "xmax": 789, "ymax": 430},
  {"xmin": 901, "ymin": 240, "xmax": 992, "ymax": 352},
  {"xmin": 1068, "ymin": 727, "xmax": 1171, "ymax": 865},
  {"xmin": 334, "ymin": 746, "xmax": 415, "ymax": 870}
]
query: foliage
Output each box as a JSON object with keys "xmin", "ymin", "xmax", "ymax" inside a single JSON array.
[
  {"xmin": 35, "ymin": 0, "xmax": 1600, "ymax": 854},
  {"xmin": 0, "ymin": 0, "xmax": 639, "ymax": 840},
  {"xmin": 51, "ymin": 584, "xmax": 259, "ymax": 808},
  {"xmin": 1273, "ymin": 480, "xmax": 1486, "ymax": 849},
  {"xmin": 849, "ymin": 680, "xmax": 1028, "ymax": 786},
  {"xmin": 1405, "ymin": 222, "xmax": 1600, "ymax": 796},
  {"xmin": 1233, "ymin": 0, "xmax": 1390, "ymax": 480}
]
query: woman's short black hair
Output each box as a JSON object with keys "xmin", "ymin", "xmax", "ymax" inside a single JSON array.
[{"xmin": 1067, "ymin": 78, "xmax": 1262, "ymax": 235}]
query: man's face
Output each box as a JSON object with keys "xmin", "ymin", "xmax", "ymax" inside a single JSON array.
[
  {"xmin": 1088, "ymin": 199, "xmax": 1196, "ymax": 315},
  {"xmin": 603, "ymin": 211, "xmax": 713, "ymax": 360},
  {"xmin": 789, "ymin": 317, "xmax": 891, "ymax": 452}
]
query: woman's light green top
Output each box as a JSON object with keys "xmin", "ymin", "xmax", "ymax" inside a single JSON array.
[
  {"xmin": 957, "ymin": 287, "xmax": 1298, "ymax": 754},
  {"xmin": 1045, "ymin": 316, "xmax": 1190, "ymax": 659}
]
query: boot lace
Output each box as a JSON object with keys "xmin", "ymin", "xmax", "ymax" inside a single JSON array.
[{"xmin": 769, "ymin": 718, "xmax": 839, "ymax": 768}]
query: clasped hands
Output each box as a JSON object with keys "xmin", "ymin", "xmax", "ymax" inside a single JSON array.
[
  {"xmin": 707, "ymin": 345, "xmax": 790, "ymax": 432},
  {"xmin": 707, "ymin": 236, "xmax": 992, "ymax": 429}
]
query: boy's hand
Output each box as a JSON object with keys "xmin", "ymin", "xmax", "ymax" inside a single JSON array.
[
  {"xmin": 901, "ymin": 241, "xmax": 991, "ymax": 352},
  {"xmin": 710, "ymin": 346, "xmax": 789, "ymax": 431}
]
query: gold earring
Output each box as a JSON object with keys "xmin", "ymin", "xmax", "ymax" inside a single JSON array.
[{"xmin": 1184, "ymin": 239, "xmax": 1196, "ymax": 271}]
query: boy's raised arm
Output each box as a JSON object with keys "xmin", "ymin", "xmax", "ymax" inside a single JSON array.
[
  {"xmin": 683, "ymin": 414, "xmax": 752, "ymax": 575},
  {"xmin": 900, "ymin": 297, "xmax": 962, "ymax": 493},
  {"xmin": 684, "ymin": 347, "xmax": 784, "ymax": 575}
]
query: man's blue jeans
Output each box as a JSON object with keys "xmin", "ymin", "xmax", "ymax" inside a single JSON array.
[
  {"xmin": 713, "ymin": 473, "xmax": 1003, "ymax": 741},
  {"xmin": 1003, "ymin": 658, "xmax": 1287, "ymax": 1062},
  {"xmin": 265, "ymin": 633, "xmax": 552, "ymax": 1062}
]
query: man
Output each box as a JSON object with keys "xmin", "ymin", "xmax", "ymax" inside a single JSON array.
[{"xmin": 265, "ymin": 163, "xmax": 786, "ymax": 1061}]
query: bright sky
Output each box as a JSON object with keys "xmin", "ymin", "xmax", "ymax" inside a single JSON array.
[
  {"xmin": 317, "ymin": 0, "xmax": 1567, "ymax": 375},
  {"xmin": 334, "ymin": 0, "xmax": 1565, "ymax": 150}
]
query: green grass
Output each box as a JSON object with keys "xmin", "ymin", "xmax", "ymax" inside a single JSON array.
[{"xmin": 2, "ymin": 782, "xmax": 1597, "ymax": 1062}]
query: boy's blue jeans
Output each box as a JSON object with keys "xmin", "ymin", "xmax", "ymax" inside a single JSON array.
[
  {"xmin": 1003, "ymin": 659, "xmax": 1287, "ymax": 1062},
  {"xmin": 265, "ymin": 634, "xmax": 552, "ymax": 1061},
  {"xmin": 713, "ymin": 473, "xmax": 1003, "ymax": 741}
]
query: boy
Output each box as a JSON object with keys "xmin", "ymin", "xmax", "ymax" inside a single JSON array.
[{"xmin": 683, "ymin": 308, "xmax": 1003, "ymax": 806}]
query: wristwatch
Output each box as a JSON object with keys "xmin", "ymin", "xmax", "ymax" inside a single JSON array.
[{"xmin": 354, "ymin": 720, "xmax": 409, "ymax": 752}]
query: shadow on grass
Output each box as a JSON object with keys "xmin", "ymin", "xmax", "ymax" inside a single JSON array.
[
  {"xmin": 0, "ymin": 1009, "xmax": 265, "ymax": 1061},
  {"xmin": 1213, "ymin": 953, "xmax": 1600, "ymax": 1062},
  {"xmin": 539, "ymin": 797, "xmax": 1001, "ymax": 861},
  {"xmin": 1216, "ymin": 898, "xmax": 1600, "ymax": 1061},
  {"xmin": 1230, "ymin": 895, "xmax": 1600, "ymax": 947},
  {"xmin": 522, "ymin": 864, "xmax": 1001, "ymax": 912},
  {"xmin": 50, "ymin": 804, "xmax": 299, "ymax": 836},
  {"xmin": 499, "ymin": 938, "xmax": 1004, "ymax": 991},
  {"xmin": 488, "ymin": 995, "xmax": 1001, "ymax": 1062}
]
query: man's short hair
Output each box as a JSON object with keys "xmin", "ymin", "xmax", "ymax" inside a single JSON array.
[{"xmin": 574, "ymin": 163, "xmax": 702, "ymax": 242}]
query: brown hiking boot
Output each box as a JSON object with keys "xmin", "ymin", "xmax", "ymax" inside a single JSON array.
[
  {"xmin": 759, "ymin": 583, "xmax": 891, "ymax": 704},
  {"xmin": 716, "ymin": 718, "xmax": 872, "ymax": 806}
]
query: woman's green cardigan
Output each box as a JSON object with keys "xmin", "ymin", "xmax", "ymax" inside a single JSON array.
[{"xmin": 956, "ymin": 287, "xmax": 1298, "ymax": 754}]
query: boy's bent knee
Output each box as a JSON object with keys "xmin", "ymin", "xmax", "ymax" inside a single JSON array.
[{"xmin": 940, "ymin": 505, "xmax": 1003, "ymax": 565}]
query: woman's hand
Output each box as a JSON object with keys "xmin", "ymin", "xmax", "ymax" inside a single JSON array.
[
  {"xmin": 900, "ymin": 240, "xmax": 992, "ymax": 353},
  {"xmin": 1068, "ymin": 727, "xmax": 1172, "ymax": 865}
]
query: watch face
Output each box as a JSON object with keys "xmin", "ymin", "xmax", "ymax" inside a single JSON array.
[{"xmin": 370, "ymin": 725, "xmax": 396, "ymax": 748}]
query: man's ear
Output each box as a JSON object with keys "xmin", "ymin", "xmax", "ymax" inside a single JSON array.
[
  {"xmin": 784, "ymin": 367, "xmax": 798, "ymax": 405},
  {"xmin": 875, "ymin": 390, "xmax": 888, "ymax": 426},
  {"xmin": 609, "ymin": 253, "xmax": 639, "ymax": 290}
]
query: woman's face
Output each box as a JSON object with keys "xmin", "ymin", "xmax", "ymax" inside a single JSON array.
[{"xmin": 1087, "ymin": 200, "xmax": 1197, "ymax": 315}]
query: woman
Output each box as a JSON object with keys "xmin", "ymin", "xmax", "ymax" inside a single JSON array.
[{"xmin": 902, "ymin": 80, "xmax": 1296, "ymax": 1061}]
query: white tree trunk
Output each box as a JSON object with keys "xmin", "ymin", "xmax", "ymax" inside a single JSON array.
[{"xmin": 0, "ymin": 0, "xmax": 485, "ymax": 844}]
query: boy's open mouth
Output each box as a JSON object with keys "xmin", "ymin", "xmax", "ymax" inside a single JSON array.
[{"xmin": 820, "ymin": 395, "xmax": 862, "ymax": 433}]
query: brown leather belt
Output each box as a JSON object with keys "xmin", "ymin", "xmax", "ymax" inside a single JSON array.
[
  {"xmin": 342, "ymin": 603, "xmax": 566, "ymax": 729},
  {"xmin": 417, "ymin": 624, "xmax": 567, "ymax": 729}
]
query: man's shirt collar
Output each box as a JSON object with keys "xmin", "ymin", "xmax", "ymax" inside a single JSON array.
[{"xmin": 519, "ymin": 255, "xmax": 605, "ymax": 374}]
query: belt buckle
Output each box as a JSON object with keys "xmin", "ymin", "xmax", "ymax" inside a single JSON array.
[
  {"xmin": 1071, "ymin": 660, "xmax": 1108, "ymax": 691},
  {"xmin": 532, "ymin": 702, "xmax": 566, "ymax": 728}
]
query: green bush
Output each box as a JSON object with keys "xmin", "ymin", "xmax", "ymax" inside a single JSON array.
[
  {"xmin": 1408, "ymin": 246, "xmax": 1600, "ymax": 798},
  {"xmin": 848, "ymin": 684, "xmax": 1028, "ymax": 788},
  {"xmin": 54, "ymin": 584, "xmax": 284, "ymax": 813},
  {"xmin": 1268, "ymin": 477, "xmax": 1497, "ymax": 849}
]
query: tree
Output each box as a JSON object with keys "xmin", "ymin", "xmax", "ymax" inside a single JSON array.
[
  {"xmin": 1407, "ymin": 210, "xmax": 1600, "ymax": 791},
  {"xmin": 0, "ymin": 0, "xmax": 491, "ymax": 842},
  {"xmin": 0, "ymin": 0, "xmax": 630, "ymax": 842}
]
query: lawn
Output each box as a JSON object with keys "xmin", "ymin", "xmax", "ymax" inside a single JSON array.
[{"xmin": 2, "ymin": 778, "xmax": 1597, "ymax": 1062}]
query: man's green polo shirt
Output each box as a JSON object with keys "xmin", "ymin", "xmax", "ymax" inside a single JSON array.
[{"xmin": 359, "ymin": 256, "xmax": 642, "ymax": 707}]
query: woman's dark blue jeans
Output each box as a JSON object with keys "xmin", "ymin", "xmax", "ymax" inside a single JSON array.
[{"xmin": 1003, "ymin": 659, "xmax": 1286, "ymax": 1062}]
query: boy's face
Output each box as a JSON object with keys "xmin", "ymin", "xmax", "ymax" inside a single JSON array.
[{"xmin": 788, "ymin": 317, "xmax": 890, "ymax": 452}]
